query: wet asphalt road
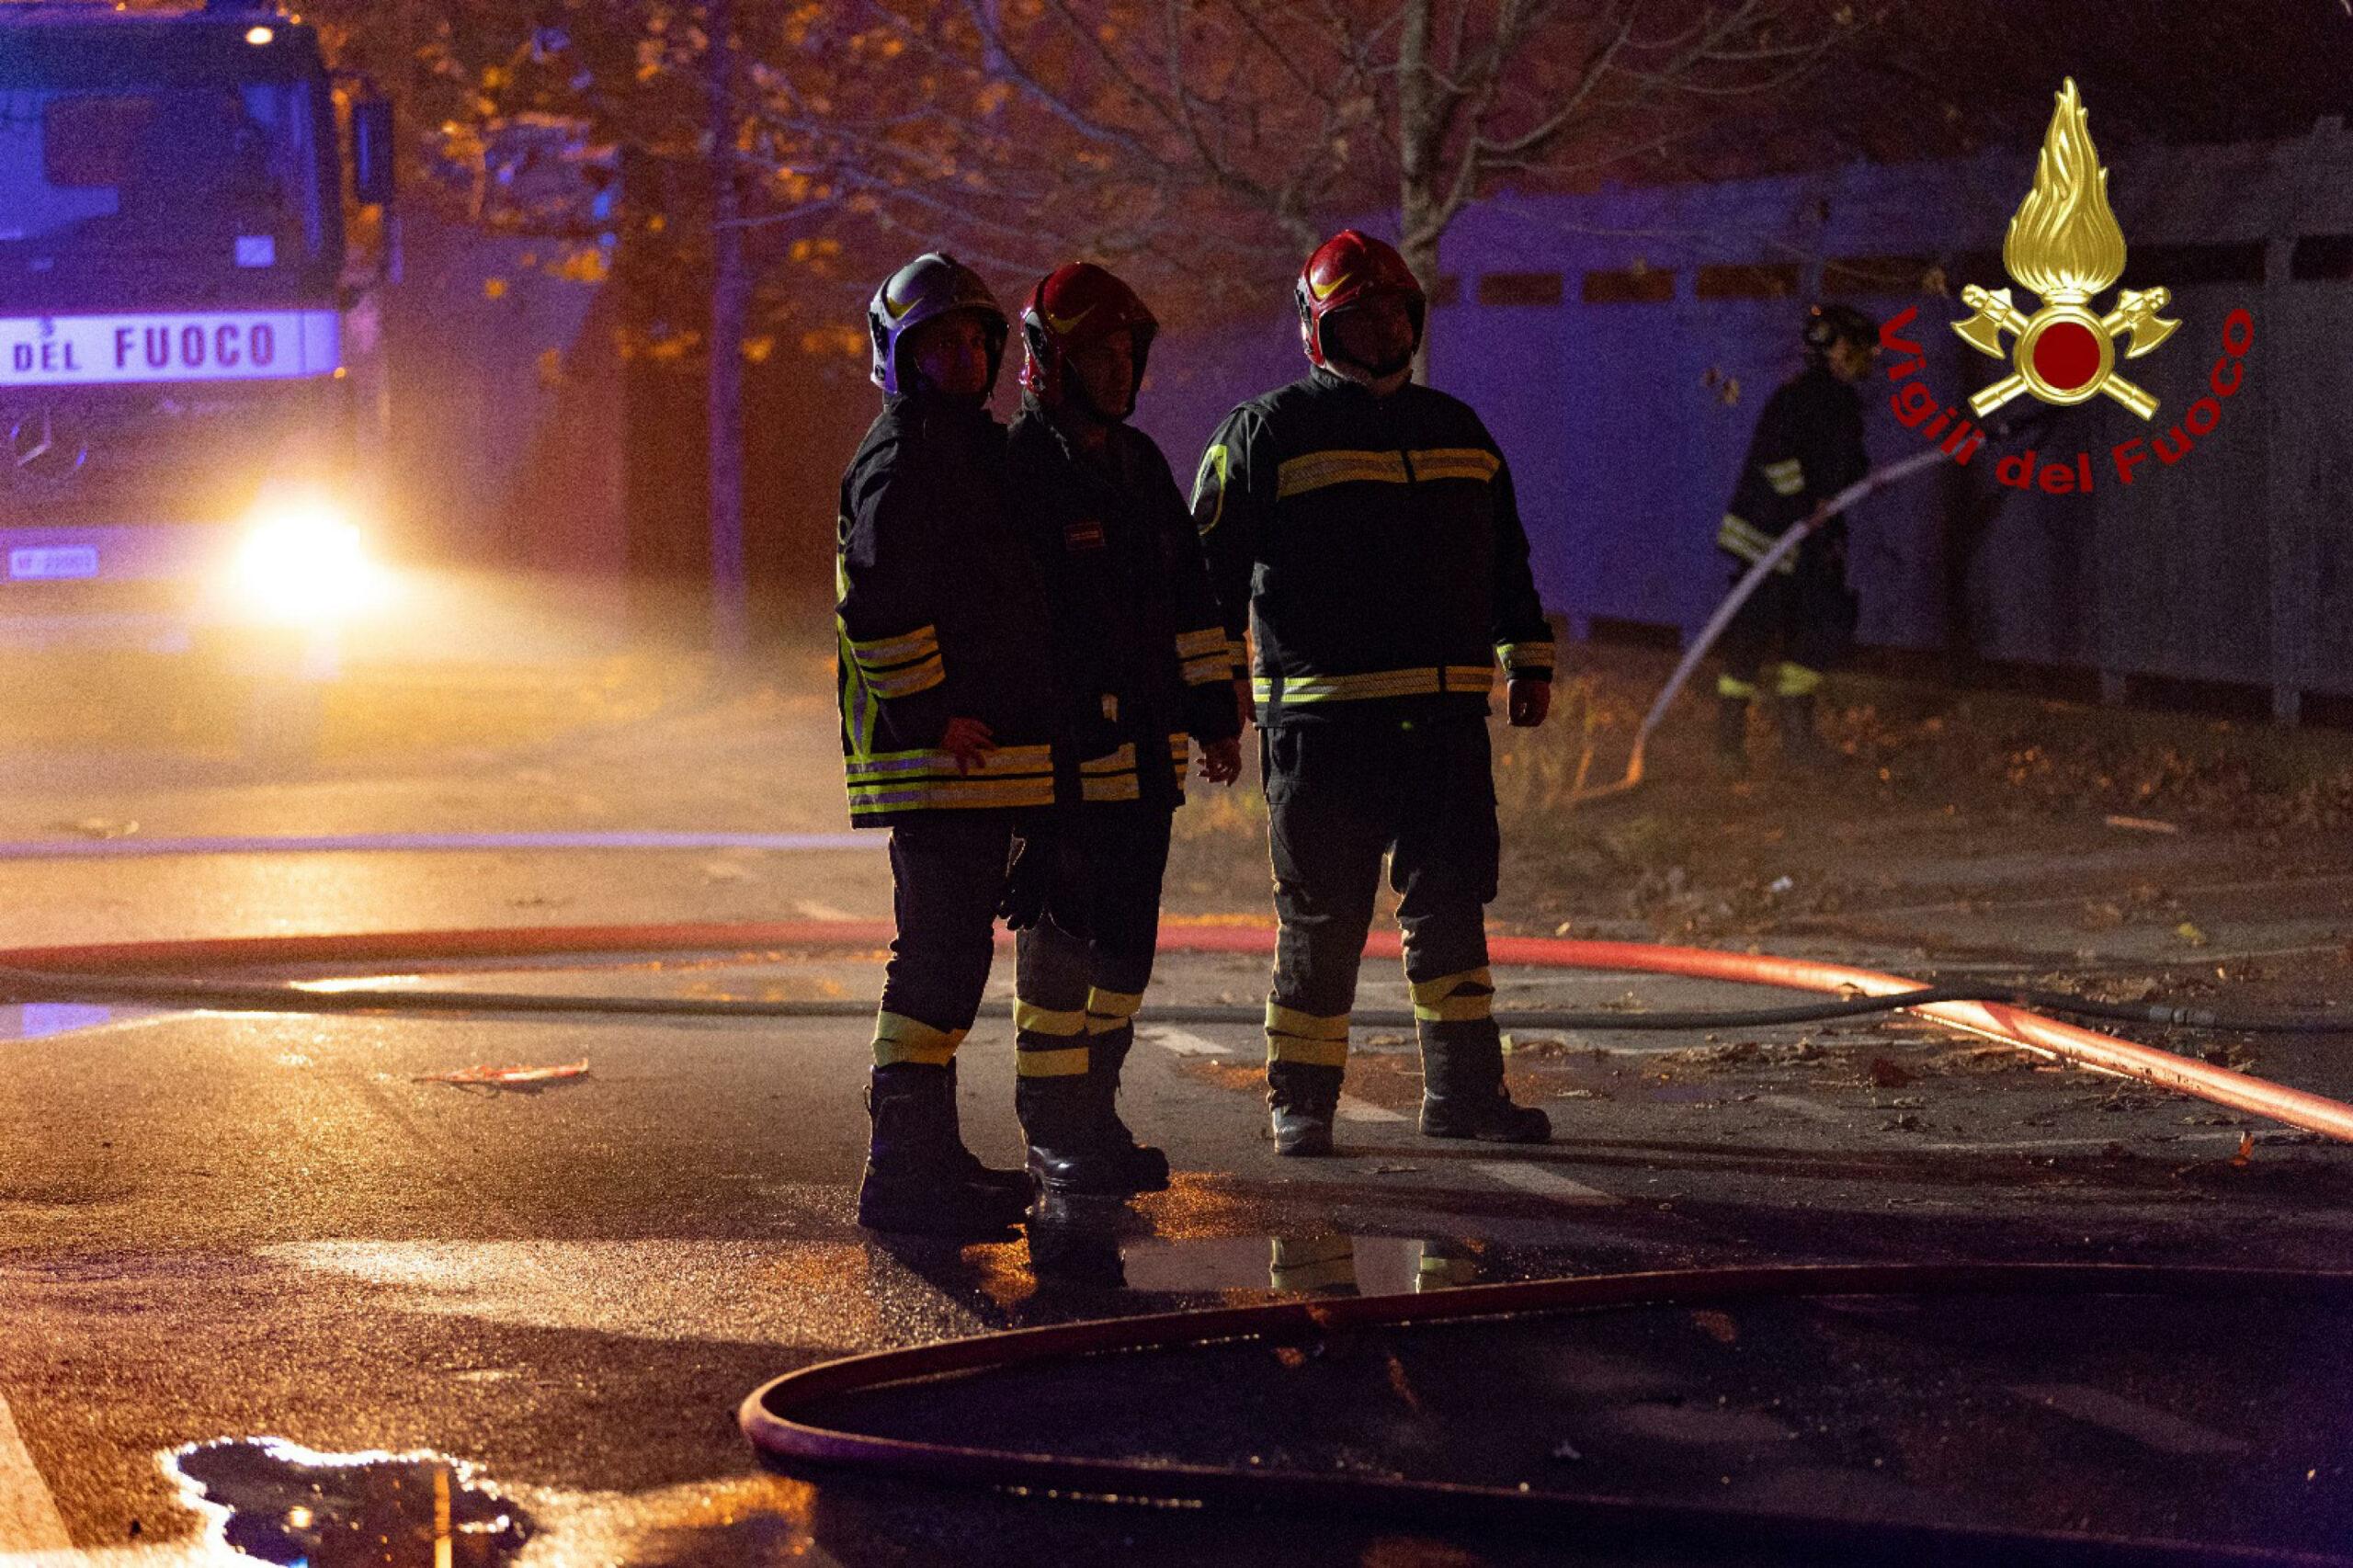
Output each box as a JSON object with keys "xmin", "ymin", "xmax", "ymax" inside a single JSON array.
[
  {"xmin": 8, "ymin": 935, "xmax": 2353, "ymax": 1566},
  {"xmin": 6, "ymin": 700, "xmax": 2353, "ymax": 1565}
]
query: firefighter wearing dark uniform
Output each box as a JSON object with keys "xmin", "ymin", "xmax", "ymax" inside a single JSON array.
[
  {"xmin": 1191, "ymin": 230, "xmax": 1556, "ymax": 1157},
  {"xmin": 1712, "ymin": 302, "xmax": 1877, "ymax": 774},
  {"xmin": 1004, "ymin": 263, "xmax": 1245, "ymax": 1196},
  {"xmin": 837, "ymin": 252, "xmax": 1057, "ymax": 1239}
]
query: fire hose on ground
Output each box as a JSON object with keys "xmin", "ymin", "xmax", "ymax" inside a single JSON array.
[
  {"xmin": 4, "ymin": 919, "xmax": 2349, "ymax": 1144},
  {"xmin": 736, "ymin": 1261, "xmax": 2353, "ymax": 1568}
]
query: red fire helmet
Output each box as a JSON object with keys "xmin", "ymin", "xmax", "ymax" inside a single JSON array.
[
  {"xmin": 1018, "ymin": 262, "xmax": 1159, "ymax": 408},
  {"xmin": 1295, "ymin": 229, "xmax": 1426, "ymax": 369}
]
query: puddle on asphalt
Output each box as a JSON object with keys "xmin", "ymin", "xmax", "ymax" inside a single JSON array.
[
  {"xmin": 1040, "ymin": 1232, "xmax": 1483, "ymax": 1295},
  {"xmin": 167, "ymin": 1437, "xmax": 531, "ymax": 1566},
  {"xmin": 0, "ymin": 1002, "xmax": 159, "ymax": 1040}
]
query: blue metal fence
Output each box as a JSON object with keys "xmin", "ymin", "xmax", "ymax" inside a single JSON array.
[{"xmin": 1139, "ymin": 120, "xmax": 2353, "ymax": 714}]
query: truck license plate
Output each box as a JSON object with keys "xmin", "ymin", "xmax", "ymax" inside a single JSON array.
[{"xmin": 7, "ymin": 546, "xmax": 99, "ymax": 580}]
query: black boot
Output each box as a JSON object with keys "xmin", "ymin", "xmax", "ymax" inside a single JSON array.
[
  {"xmin": 1713, "ymin": 695, "xmax": 1751, "ymax": 779},
  {"xmin": 858, "ymin": 1063, "xmax": 1032, "ymax": 1239},
  {"xmin": 1018, "ymin": 1070, "xmax": 1147, "ymax": 1197},
  {"xmin": 1089, "ymin": 1033, "xmax": 1171, "ymax": 1192},
  {"xmin": 1777, "ymin": 694, "xmax": 1834, "ymax": 769},
  {"xmin": 1267, "ymin": 1062, "xmax": 1342, "ymax": 1157},
  {"xmin": 1418, "ymin": 1032, "xmax": 1551, "ymax": 1143},
  {"xmin": 939, "ymin": 1058, "xmax": 1033, "ymax": 1200}
]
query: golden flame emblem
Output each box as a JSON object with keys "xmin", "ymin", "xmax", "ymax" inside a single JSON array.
[{"xmin": 1952, "ymin": 79, "xmax": 2178, "ymax": 420}]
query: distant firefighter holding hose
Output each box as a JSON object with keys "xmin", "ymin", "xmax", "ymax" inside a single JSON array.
[{"xmin": 1711, "ymin": 302, "xmax": 1878, "ymax": 777}]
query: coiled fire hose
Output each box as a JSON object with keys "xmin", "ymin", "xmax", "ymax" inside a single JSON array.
[{"xmin": 740, "ymin": 1261, "xmax": 2353, "ymax": 1568}]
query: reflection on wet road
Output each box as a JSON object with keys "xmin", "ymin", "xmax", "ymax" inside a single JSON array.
[{"xmin": 169, "ymin": 1437, "xmax": 531, "ymax": 1566}]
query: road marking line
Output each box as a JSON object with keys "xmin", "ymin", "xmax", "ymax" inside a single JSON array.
[
  {"xmin": 0, "ymin": 1392, "xmax": 72, "ymax": 1554},
  {"xmin": 1, "ymin": 1006, "xmax": 180, "ymax": 1045},
  {"xmin": 1142, "ymin": 1027, "xmax": 1231, "ymax": 1057},
  {"xmin": 0, "ymin": 831, "xmax": 884, "ymax": 861},
  {"xmin": 1470, "ymin": 1162, "xmax": 1618, "ymax": 1205},
  {"xmin": 1336, "ymin": 1096, "xmax": 1408, "ymax": 1124},
  {"xmin": 2006, "ymin": 1383, "xmax": 2248, "ymax": 1455}
]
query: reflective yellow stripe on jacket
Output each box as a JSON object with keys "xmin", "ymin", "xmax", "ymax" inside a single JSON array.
[
  {"xmin": 1076, "ymin": 734, "xmax": 1192, "ymax": 802},
  {"xmin": 1496, "ymin": 641, "xmax": 1555, "ymax": 676},
  {"xmin": 1274, "ymin": 446, "xmax": 1501, "ymax": 501},
  {"xmin": 1175, "ymin": 626, "xmax": 1229, "ymax": 687},
  {"xmin": 845, "ymin": 743, "xmax": 1055, "ymax": 819},
  {"xmin": 1410, "ymin": 447, "xmax": 1503, "ymax": 483},
  {"xmin": 1251, "ymin": 665, "xmax": 1497, "ymax": 707},
  {"xmin": 1716, "ymin": 514, "xmax": 1798, "ymax": 576},
  {"xmin": 839, "ymin": 621, "xmax": 945, "ymax": 699}
]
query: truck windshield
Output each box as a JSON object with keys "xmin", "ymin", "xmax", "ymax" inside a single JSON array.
[{"xmin": 0, "ymin": 78, "xmax": 327, "ymax": 275}]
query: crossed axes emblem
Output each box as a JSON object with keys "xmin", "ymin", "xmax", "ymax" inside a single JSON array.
[{"xmin": 1952, "ymin": 283, "xmax": 2179, "ymax": 420}]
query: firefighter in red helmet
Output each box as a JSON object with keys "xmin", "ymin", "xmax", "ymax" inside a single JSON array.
[
  {"xmin": 1005, "ymin": 261, "xmax": 1244, "ymax": 1197},
  {"xmin": 1190, "ymin": 230, "xmax": 1557, "ymax": 1158}
]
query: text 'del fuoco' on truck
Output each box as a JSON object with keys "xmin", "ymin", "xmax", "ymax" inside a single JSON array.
[{"xmin": 0, "ymin": 0, "xmax": 395, "ymax": 691}]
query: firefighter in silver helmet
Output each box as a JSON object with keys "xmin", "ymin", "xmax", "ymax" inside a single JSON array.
[{"xmin": 835, "ymin": 251, "xmax": 1058, "ymax": 1239}]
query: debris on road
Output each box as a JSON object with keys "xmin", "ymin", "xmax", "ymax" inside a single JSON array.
[
  {"xmin": 2105, "ymin": 815, "xmax": 2180, "ymax": 834},
  {"xmin": 414, "ymin": 1059, "xmax": 590, "ymax": 1088},
  {"xmin": 51, "ymin": 817, "xmax": 138, "ymax": 839},
  {"xmin": 1870, "ymin": 1056, "xmax": 1915, "ymax": 1088}
]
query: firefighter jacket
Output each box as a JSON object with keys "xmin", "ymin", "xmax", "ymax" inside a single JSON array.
[
  {"xmin": 1716, "ymin": 363, "xmax": 1868, "ymax": 577},
  {"xmin": 835, "ymin": 395, "xmax": 1063, "ymax": 825},
  {"xmin": 1007, "ymin": 403, "xmax": 1242, "ymax": 810},
  {"xmin": 1189, "ymin": 369, "xmax": 1554, "ymax": 727}
]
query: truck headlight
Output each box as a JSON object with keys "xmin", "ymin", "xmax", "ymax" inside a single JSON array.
[{"xmin": 231, "ymin": 494, "xmax": 386, "ymax": 623}]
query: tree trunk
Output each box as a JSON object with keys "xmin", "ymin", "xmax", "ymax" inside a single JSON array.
[
  {"xmin": 705, "ymin": 0, "xmax": 751, "ymax": 675},
  {"xmin": 1400, "ymin": 225, "xmax": 1441, "ymax": 387},
  {"xmin": 1395, "ymin": 0, "xmax": 1439, "ymax": 385}
]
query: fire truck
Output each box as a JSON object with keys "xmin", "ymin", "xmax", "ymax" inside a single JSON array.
[{"xmin": 0, "ymin": 0, "xmax": 395, "ymax": 751}]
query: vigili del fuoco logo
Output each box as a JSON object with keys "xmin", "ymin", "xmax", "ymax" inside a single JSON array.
[{"xmin": 1876, "ymin": 78, "xmax": 2256, "ymax": 496}]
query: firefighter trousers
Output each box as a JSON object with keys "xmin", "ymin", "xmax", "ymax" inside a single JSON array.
[
  {"xmin": 1259, "ymin": 716, "xmax": 1504, "ymax": 1111},
  {"xmin": 1012, "ymin": 804, "xmax": 1174, "ymax": 1081},
  {"xmin": 1716, "ymin": 556, "xmax": 1859, "ymax": 700},
  {"xmin": 870, "ymin": 813, "xmax": 1017, "ymax": 1067}
]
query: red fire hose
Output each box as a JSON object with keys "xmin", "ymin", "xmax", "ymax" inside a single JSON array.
[
  {"xmin": 4, "ymin": 918, "xmax": 2347, "ymax": 1144},
  {"xmin": 739, "ymin": 1261, "xmax": 2353, "ymax": 1567}
]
